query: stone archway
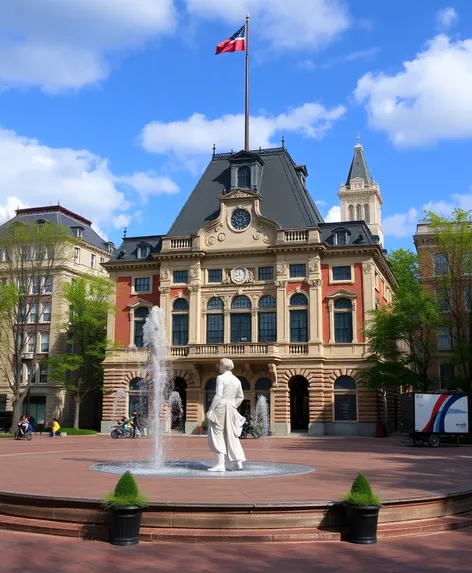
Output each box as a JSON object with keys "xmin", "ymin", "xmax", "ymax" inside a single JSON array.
[
  {"xmin": 170, "ymin": 377, "xmax": 187, "ymax": 430},
  {"xmin": 288, "ymin": 375, "xmax": 309, "ymax": 431}
]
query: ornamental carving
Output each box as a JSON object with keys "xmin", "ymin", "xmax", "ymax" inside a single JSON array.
[
  {"xmin": 189, "ymin": 284, "xmax": 200, "ymax": 293},
  {"xmin": 247, "ymin": 270, "xmax": 255, "ymax": 283},
  {"xmin": 363, "ymin": 263, "xmax": 374, "ymax": 274},
  {"xmin": 217, "ymin": 233, "xmax": 226, "ymax": 242},
  {"xmin": 307, "ymin": 279, "xmax": 322, "ymax": 287},
  {"xmin": 223, "ymin": 272, "xmax": 232, "ymax": 284},
  {"xmin": 228, "ymin": 190, "xmax": 253, "ymax": 199},
  {"xmin": 158, "ymin": 286, "xmax": 169, "ymax": 294},
  {"xmin": 275, "ymin": 280, "xmax": 287, "ymax": 288},
  {"xmin": 308, "ymin": 260, "xmax": 319, "ymax": 273},
  {"xmin": 189, "ymin": 263, "xmax": 201, "ymax": 279},
  {"xmin": 207, "ymin": 236, "xmax": 217, "ymax": 246},
  {"xmin": 160, "ymin": 269, "xmax": 169, "ymax": 280},
  {"xmin": 276, "ymin": 263, "xmax": 286, "ymax": 276}
]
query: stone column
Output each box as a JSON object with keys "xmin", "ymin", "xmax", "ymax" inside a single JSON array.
[
  {"xmin": 188, "ymin": 284, "xmax": 201, "ymax": 344},
  {"xmin": 276, "ymin": 280, "xmax": 288, "ymax": 343},
  {"xmin": 272, "ymin": 386, "xmax": 290, "ymax": 436},
  {"xmin": 224, "ymin": 310, "xmax": 231, "ymax": 344},
  {"xmin": 251, "ymin": 308, "xmax": 258, "ymax": 343},
  {"xmin": 308, "ymin": 278, "xmax": 323, "ymax": 342},
  {"xmin": 328, "ymin": 300, "xmax": 335, "ymax": 344}
]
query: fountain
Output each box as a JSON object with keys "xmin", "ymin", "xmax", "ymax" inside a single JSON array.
[
  {"xmin": 91, "ymin": 306, "xmax": 315, "ymax": 479},
  {"xmin": 255, "ymin": 395, "xmax": 270, "ymax": 437},
  {"xmin": 167, "ymin": 391, "xmax": 184, "ymax": 433},
  {"xmin": 111, "ymin": 388, "xmax": 126, "ymax": 423}
]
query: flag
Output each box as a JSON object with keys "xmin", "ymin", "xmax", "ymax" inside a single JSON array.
[{"xmin": 215, "ymin": 24, "xmax": 246, "ymax": 55}]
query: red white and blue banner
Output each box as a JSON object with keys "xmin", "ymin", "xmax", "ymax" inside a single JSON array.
[
  {"xmin": 215, "ymin": 24, "xmax": 246, "ymax": 55},
  {"xmin": 415, "ymin": 393, "xmax": 469, "ymax": 433}
]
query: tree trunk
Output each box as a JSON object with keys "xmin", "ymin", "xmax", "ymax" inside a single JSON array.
[
  {"xmin": 73, "ymin": 395, "xmax": 81, "ymax": 429},
  {"xmin": 10, "ymin": 394, "xmax": 26, "ymax": 434},
  {"xmin": 382, "ymin": 389, "xmax": 389, "ymax": 432}
]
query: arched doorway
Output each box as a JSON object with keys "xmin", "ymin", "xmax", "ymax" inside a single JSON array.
[
  {"xmin": 128, "ymin": 377, "xmax": 149, "ymax": 424},
  {"xmin": 237, "ymin": 377, "xmax": 251, "ymax": 417},
  {"xmin": 289, "ymin": 376, "xmax": 309, "ymax": 431},
  {"xmin": 171, "ymin": 377, "xmax": 187, "ymax": 430}
]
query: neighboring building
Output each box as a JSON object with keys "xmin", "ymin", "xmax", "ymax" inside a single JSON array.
[
  {"xmin": 0, "ymin": 205, "xmax": 114, "ymax": 428},
  {"xmin": 102, "ymin": 143, "xmax": 398, "ymax": 436}
]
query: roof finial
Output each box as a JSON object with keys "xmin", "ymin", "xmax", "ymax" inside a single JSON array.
[
  {"xmin": 123, "ymin": 227, "xmax": 127, "ymax": 238},
  {"xmin": 212, "ymin": 144, "xmax": 216, "ymax": 157},
  {"xmin": 281, "ymin": 135, "xmax": 285, "ymax": 149},
  {"xmin": 355, "ymin": 133, "xmax": 362, "ymax": 149}
]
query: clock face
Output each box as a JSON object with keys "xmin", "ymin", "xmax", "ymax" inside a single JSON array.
[
  {"xmin": 231, "ymin": 208, "xmax": 251, "ymax": 230},
  {"xmin": 232, "ymin": 267, "xmax": 247, "ymax": 283}
]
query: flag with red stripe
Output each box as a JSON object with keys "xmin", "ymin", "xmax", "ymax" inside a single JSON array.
[{"xmin": 215, "ymin": 24, "xmax": 246, "ymax": 55}]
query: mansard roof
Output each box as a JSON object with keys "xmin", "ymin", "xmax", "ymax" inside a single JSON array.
[
  {"xmin": 345, "ymin": 142, "xmax": 373, "ymax": 186},
  {"xmin": 167, "ymin": 147, "xmax": 323, "ymax": 236}
]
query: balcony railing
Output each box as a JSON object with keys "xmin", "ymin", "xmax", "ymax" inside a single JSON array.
[
  {"xmin": 170, "ymin": 238, "xmax": 192, "ymax": 250},
  {"xmin": 289, "ymin": 344, "xmax": 309, "ymax": 355},
  {"xmin": 170, "ymin": 343, "xmax": 273, "ymax": 358},
  {"xmin": 284, "ymin": 230, "xmax": 308, "ymax": 242}
]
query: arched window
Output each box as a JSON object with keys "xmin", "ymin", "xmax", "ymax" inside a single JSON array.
[
  {"xmin": 128, "ymin": 377, "xmax": 149, "ymax": 419},
  {"xmin": 205, "ymin": 378, "xmax": 217, "ymax": 413},
  {"xmin": 134, "ymin": 307, "xmax": 149, "ymax": 347},
  {"xmin": 258, "ymin": 295, "xmax": 276, "ymax": 343},
  {"xmin": 334, "ymin": 376, "xmax": 357, "ymax": 421},
  {"xmin": 334, "ymin": 298, "xmax": 353, "ymax": 343},
  {"xmin": 207, "ymin": 297, "xmax": 224, "ymax": 344},
  {"xmin": 172, "ymin": 298, "xmax": 189, "ymax": 346},
  {"xmin": 237, "ymin": 166, "xmax": 251, "ymax": 188},
  {"xmin": 231, "ymin": 295, "xmax": 252, "ymax": 343},
  {"xmin": 348, "ymin": 204, "xmax": 354, "ymax": 221},
  {"xmin": 356, "ymin": 204, "xmax": 362, "ymax": 220},
  {"xmin": 364, "ymin": 203, "xmax": 370, "ymax": 223},
  {"xmin": 289, "ymin": 293, "xmax": 308, "ymax": 342}
]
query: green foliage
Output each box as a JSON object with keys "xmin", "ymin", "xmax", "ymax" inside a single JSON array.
[
  {"xmin": 362, "ymin": 248, "xmax": 441, "ymax": 392},
  {"xmin": 103, "ymin": 471, "xmax": 148, "ymax": 509},
  {"xmin": 45, "ymin": 274, "xmax": 116, "ymax": 428},
  {"xmin": 342, "ymin": 473, "xmax": 381, "ymax": 507},
  {"xmin": 44, "ymin": 427, "xmax": 97, "ymax": 435},
  {"xmin": 201, "ymin": 418, "xmax": 208, "ymax": 430}
]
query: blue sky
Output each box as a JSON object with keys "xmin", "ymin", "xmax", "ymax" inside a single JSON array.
[{"xmin": 0, "ymin": 0, "xmax": 471, "ymax": 252}]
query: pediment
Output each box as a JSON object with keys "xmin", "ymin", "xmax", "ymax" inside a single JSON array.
[
  {"xmin": 228, "ymin": 150, "xmax": 264, "ymax": 166},
  {"xmin": 127, "ymin": 298, "xmax": 153, "ymax": 309},
  {"xmin": 326, "ymin": 289, "xmax": 357, "ymax": 299},
  {"xmin": 220, "ymin": 189, "xmax": 258, "ymax": 201}
]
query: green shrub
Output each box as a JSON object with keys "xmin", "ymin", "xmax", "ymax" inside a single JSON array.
[
  {"xmin": 342, "ymin": 473, "xmax": 381, "ymax": 507},
  {"xmin": 201, "ymin": 418, "xmax": 208, "ymax": 430},
  {"xmin": 103, "ymin": 471, "xmax": 148, "ymax": 509}
]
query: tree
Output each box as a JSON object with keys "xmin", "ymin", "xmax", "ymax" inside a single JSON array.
[
  {"xmin": 46, "ymin": 274, "xmax": 116, "ymax": 429},
  {"xmin": 421, "ymin": 208, "xmax": 472, "ymax": 392},
  {"xmin": 0, "ymin": 220, "xmax": 73, "ymax": 431},
  {"xmin": 362, "ymin": 249, "xmax": 442, "ymax": 400}
]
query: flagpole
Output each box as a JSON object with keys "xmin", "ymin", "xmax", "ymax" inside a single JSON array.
[{"xmin": 244, "ymin": 14, "xmax": 250, "ymax": 151}]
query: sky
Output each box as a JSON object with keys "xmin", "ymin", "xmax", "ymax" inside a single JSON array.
[{"xmin": 0, "ymin": 0, "xmax": 471, "ymax": 253}]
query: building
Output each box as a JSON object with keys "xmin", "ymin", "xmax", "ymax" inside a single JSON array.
[
  {"xmin": 102, "ymin": 143, "xmax": 398, "ymax": 436},
  {"xmin": 0, "ymin": 205, "xmax": 114, "ymax": 428}
]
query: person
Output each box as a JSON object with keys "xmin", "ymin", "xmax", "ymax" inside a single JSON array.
[
  {"xmin": 17, "ymin": 414, "xmax": 29, "ymax": 437},
  {"xmin": 50, "ymin": 418, "xmax": 60, "ymax": 437},
  {"xmin": 206, "ymin": 358, "xmax": 246, "ymax": 472},
  {"xmin": 131, "ymin": 411, "xmax": 140, "ymax": 438}
]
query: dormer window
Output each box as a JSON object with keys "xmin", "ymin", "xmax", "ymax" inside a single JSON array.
[
  {"xmin": 237, "ymin": 166, "xmax": 251, "ymax": 188},
  {"xmin": 72, "ymin": 227, "xmax": 84, "ymax": 239},
  {"xmin": 138, "ymin": 245, "xmax": 150, "ymax": 259},
  {"xmin": 332, "ymin": 228, "xmax": 350, "ymax": 246}
]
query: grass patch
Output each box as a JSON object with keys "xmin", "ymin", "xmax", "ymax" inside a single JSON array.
[
  {"xmin": 0, "ymin": 433, "xmax": 13, "ymax": 438},
  {"xmin": 45, "ymin": 427, "xmax": 97, "ymax": 435}
]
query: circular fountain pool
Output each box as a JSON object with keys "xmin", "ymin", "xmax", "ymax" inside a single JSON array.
[{"xmin": 90, "ymin": 460, "xmax": 315, "ymax": 479}]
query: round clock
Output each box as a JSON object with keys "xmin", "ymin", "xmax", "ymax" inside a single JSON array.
[
  {"xmin": 232, "ymin": 267, "xmax": 247, "ymax": 284},
  {"xmin": 231, "ymin": 208, "xmax": 251, "ymax": 231}
]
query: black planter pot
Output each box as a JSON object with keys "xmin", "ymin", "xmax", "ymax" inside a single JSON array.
[
  {"xmin": 345, "ymin": 504, "xmax": 381, "ymax": 544},
  {"xmin": 108, "ymin": 506, "xmax": 143, "ymax": 546}
]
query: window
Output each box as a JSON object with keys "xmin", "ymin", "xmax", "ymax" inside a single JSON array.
[
  {"xmin": 334, "ymin": 376, "xmax": 357, "ymax": 422},
  {"xmin": 18, "ymin": 303, "xmax": 27, "ymax": 323},
  {"xmin": 289, "ymin": 293, "xmax": 308, "ymax": 343},
  {"xmin": 206, "ymin": 297, "xmax": 224, "ymax": 344},
  {"xmin": 230, "ymin": 295, "xmax": 252, "ymax": 343},
  {"xmin": 258, "ymin": 312, "xmax": 276, "ymax": 342},
  {"xmin": 334, "ymin": 298, "xmax": 353, "ymax": 343},
  {"xmin": 31, "ymin": 277, "xmax": 40, "ymax": 295},
  {"xmin": 289, "ymin": 264, "xmax": 306, "ymax": 278},
  {"xmin": 43, "ymin": 276, "xmax": 53, "ymax": 295},
  {"xmin": 134, "ymin": 277, "xmax": 151, "ymax": 292},
  {"xmin": 138, "ymin": 245, "xmax": 149, "ymax": 259},
  {"xmin": 74, "ymin": 247, "xmax": 81, "ymax": 264},
  {"xmin": 100, "ymin": 257, "xmax": 105, "ymax": 265},
  {"xmin": 258, "ymin": 266, "xmax": 274, "ymax": 281},
  {"xmin": 20, "ymin": 246, "xmax": 29, "ymax": 262},
  {"xmin": 231, "ymin": 295, "xmax": 252, "ymax": 309},
  {"xmin": 27, "ymin": 335, "xmax": 36, "ymax": 353},
  {"xmin": 39, "ymin": 332, "xmax": 50, "ymax": 353},
  {"xmin": 75, "ymin": 228, "xmax": 84, "ymax": 239},
  {"xmin": 208, "ymin": 269, "xmax": 222, "ymax": 283},
  {"xmin": 0, "ymin": 394, "xmax": 6, "ymax": 412},
  {"xmin": 173, "ymin": 270, "xmax": 188, "ymax": 284},
  {"xmin": 335, "ymin": 231, "xmax": 347, "ymax": 246},
  {"xmin": 462, "ymin": 253, "xmax": 472, "ymax": 275},
  {"xmin": 434, "ymin": 254, "xmax": 449, "ymax": 276},
  {"xmin": 237, "ymin": 165, "xmax": 251, "ymax": 188},
  {"xmin": 134, "ymin": 307, "xmax": 149, "ymax": 347},
  {"xmin": 463, "ymin": 287, "xmax": 472, "ymax": 311},
  {"xmin": 91, "ymin": 254, "xmax": 96, "ymax": 268},
  {"xmin": 437, "ymin": 327, "xmax": 452, "ymax": 351},
  {"xmin": 436, "ymin": 289, "xmax": 452, "ymax": 312},
  {"xmin": 25, "ymin": 363, "xmax": 35, "ymax": 384},
  {"xmin": 44, "ymin": 247, "xmax": 54, "ymax": 260},
  {"xmin": 259, "ymin": 295, "xmax": 276, "ymax": 308},
  {"xmin": 332, "ymin": 266, "xmax": 352, "ymax": 281},
  {"xmin": 29, "ymin": 303, "xmax": 39, "ymax": 323},
  {"xmin": 18, "ymin": 279, "xmax": 26, "ymax": 294},
  {"xmin": 39, "ymin": 363, "xmax": 48, "ymax": 384},
  {"xmin": 41, "ymin": 303, "xmax": 51, "ymax": 323},
  {"xmin": 172, "ymin": 299, "xmax": 189, "ymax": 346},
  {"xmin": 207, "ymin": 314, "xmax": 224, "ymax": 344},
  {"xmin": 440, "ymin": 363, "xmax": 455, "ymax": 381}
]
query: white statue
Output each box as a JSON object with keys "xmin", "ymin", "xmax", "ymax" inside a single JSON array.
[{"xmin": 206, "ymin": 358, "xmax": 246, "ymax": 472}]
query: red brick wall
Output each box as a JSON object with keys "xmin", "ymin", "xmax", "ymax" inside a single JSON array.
[{"xmin": 114, "ymin": 274, "xmax": 160, "ymax": 346}]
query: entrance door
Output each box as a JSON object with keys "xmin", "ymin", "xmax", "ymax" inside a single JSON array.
[
  {"xmin": 289, "ymin": 376, "xmax": 309, "ymax": 431},
  {"xmin": 172, "ymin": 377, "xmax": 187, "ymax": 431},
  {"xmin": 23, "ymin": 396, "xmax": 46, "ymax": 430}
]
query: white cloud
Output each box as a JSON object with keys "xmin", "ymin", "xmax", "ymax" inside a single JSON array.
[
  {"xmin": 324, "ymin": 206, "xmax": 341, "ymax": 222},
  {"xmin": 383, "ymin": 207, "xmax": 419, "ymax": 238},
  {"xmin": 299, "ymin": 47, "xmax": 379, "ymax": 71},
  {"xmin": 141, "ymin": 103, "xmax": 346, "ymax": 168},
  {"xmin": 436, "ymin": 7, "xmax": 458, "ymax": 30},
  {"xmin": 0, "ymin": 0, "xmax": 176, "ymax": 92},
  {"xmin": 112, "ymin": 214, "xmax": 132, "ymax": 230},
  {"xmin": 0, "ymin": 126, "xmax": 179, "ymax": 233},
  {"xmin": 185, "ymin": 0, "xmax": 350, "ymax": 50},
  {"xmin": 424, "ymin": 190, "xmax": 472, "ymax": 215},
  {"xmin": 355, "ymin": 34, "xmax": 472, "ymax": 146}
]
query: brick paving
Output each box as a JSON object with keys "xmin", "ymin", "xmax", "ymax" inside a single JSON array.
[
  {"xmin": 0, "ymin": 528, "xmax": 471, "ymax": 573},
  {"xmin": 0, "ymin": 435, "xmax": 471, "ymax": 503}
]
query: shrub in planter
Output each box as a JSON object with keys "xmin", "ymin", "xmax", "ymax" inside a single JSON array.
[
  {"xmin": 201, "ymin": 418, "xmax": 208, "ymax": 433},
  {"xmin": 103, "ymin": 471, "xmax": 148, "ymax": 546},
  {"xmin": 342, "ymin": 473, "xmax": 381, "ymax": 545}
]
